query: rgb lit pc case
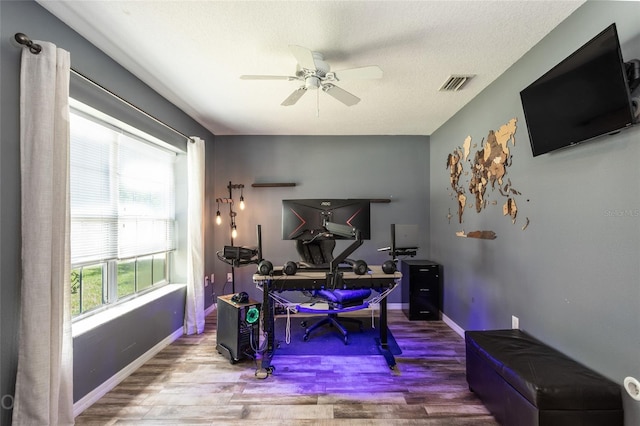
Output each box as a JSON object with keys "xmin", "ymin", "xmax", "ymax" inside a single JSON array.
[{"xmin": 216, "ymin": 294, "xmax": 260, "ymax": 364}]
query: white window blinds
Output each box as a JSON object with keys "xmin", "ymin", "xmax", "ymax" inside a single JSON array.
[{"xmin": 70, "ymin": 108, "xmax": 176, "ymax": 265}]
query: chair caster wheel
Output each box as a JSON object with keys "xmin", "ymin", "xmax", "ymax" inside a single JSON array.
[
  {"xmin": 303, "ymin": 333, "xmax": 310, "ymax": 342},
  {"xmin": 344, "ymin": 336, "xmax": 349, "ymax": 345},
  {"xmin": 301, "ymin": 321, "xmax": 307, "ymax": 327}
]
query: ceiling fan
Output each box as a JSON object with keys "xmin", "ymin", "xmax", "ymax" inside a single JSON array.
[{"xmin": 240, "ymin": 45, "xmax": 383, "ymax": 107}]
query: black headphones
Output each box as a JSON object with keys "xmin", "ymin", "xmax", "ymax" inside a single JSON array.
[
  {"xmin": 283, "ymin": 260, "xmax": 297, "ymax": 275},
  {"xmin": 382, "ymin": 260, "xmax": 397, "ymax": 274},
  {"xmin": 231, "ymin": 291, "xmax": 249, "ymax": 304},
  {"xmin": 352, "ymin": 259, "xmax": 368, "ymax": 275},
  {"xmin": 260, "ymin": 258, "xmax": 371, "ymax": 275},
  {"xmin": 257, "ymin": 260, "xmax": 273, "ymax": 275}
]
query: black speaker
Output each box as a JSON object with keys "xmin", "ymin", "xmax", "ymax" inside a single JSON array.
[
  {"xmin": 382, "ymin": 260, "xmax": 397, "ymax": 274},
  {"xmin": 231, "ymin": 291, "xmax": 249, "ymax": 304},
  {"xmin": 352, "ymin": 259, "xmax": 368, "ymax": 275},
  {"xmin": 283, "ymin": 261, "xmax": 297, "ymax": 275},
  {"xmin": 257, "ymin": 260, "xmax": 273, "ymax": 275}
]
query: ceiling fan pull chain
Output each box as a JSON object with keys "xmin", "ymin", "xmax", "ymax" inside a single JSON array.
[{"xmin": 317, "ymin": 89, "xmax": 320, "ymax": 118}]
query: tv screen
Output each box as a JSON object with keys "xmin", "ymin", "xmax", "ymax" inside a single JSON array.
[
  {"xmin": 520, "ymin": 23, "xmax": 636, "ymax": 157},
  {"xmin": 282, "ymin": 199, "xmax": 371, "ymax": 240}
]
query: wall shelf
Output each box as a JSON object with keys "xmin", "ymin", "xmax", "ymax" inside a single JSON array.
[
  {"xmin": 251, "ymin": 183, "xmax": 296, "ymax": 188},
  {"xmin": 250, "ymin": 183, "xmax": 390, "ymax": 204}
]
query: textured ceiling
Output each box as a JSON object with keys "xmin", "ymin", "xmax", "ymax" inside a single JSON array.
[{"xmin": 38, "ymin": 1, "xmax": 584, "ymax": 136}]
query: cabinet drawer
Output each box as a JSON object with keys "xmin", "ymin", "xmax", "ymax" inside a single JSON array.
[
  {"xmin": 411, "ymin": 289, "xmax": 439, "ymax": 309},
  {"xmin": 410, "ymin": 271, "xmax": 439, "ymax": 284},
  {"xmin": 409, "ymin": 297, "xmax": 439, "ymax": 320},
  {"xmin": 411, "ymin": 285, "xmax": 438, "ymax": 298}
]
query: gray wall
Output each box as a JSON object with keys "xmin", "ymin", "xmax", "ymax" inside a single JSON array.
[
  {"xmin": 72, "ymin": 286, "xmax": 186, "ymax": 402},
  {"xmin": 206, "ymin": 135, "xmax": 430, "ymax": 306},
  {"xmin": 429, "ymin": 2, "xmax": 640, "ymax": 424},
  {"xmin": 0, "ymin": 1, "xmax": 214, "ymax": 423}
]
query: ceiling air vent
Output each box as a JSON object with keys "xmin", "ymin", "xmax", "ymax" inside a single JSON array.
[{"xmin": 439, "ymin": 74, "xmax": 474, "ymax": 92}]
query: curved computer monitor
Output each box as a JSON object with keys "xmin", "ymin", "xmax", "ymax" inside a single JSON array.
[{"xmin": 282, "ymin": 199, "xmax": 371, "ymax": 240}]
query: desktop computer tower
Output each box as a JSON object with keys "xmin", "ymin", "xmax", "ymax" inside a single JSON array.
[{"xmin": 216, "ymin": 294, "xmax": 261, "ymax": 364}]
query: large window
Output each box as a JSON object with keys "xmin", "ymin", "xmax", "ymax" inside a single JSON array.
[{"xmin": 69, "ymin": 100, "xmax": 178, "ymax": 318}]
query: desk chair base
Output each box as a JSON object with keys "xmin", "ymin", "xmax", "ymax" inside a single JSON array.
[{"xmin": 302, "ymin": 314, "xmax": 365, "ymax": 345}]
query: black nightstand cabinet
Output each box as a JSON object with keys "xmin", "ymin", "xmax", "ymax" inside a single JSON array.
[{"xmin": 400, "ymin": 260, "xmax": 442, "ymax": 320}]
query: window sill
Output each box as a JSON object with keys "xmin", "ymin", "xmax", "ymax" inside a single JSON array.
[{"xmin": 72, "ymin": 283, "xmax": 186, "ymax": 338}]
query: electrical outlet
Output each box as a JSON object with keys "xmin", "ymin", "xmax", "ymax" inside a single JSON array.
[
  {"xmin": 227, "ymin": 273, "xmax": 232, "ymax": 282},
  {"xmin": 512, "ymin": 315, "xmax": 520, "ymax": 329},
  {"xmin": 624, "ymin": 377, "xmax": 640, "ymax": 401},
  {"xmin": 204, "ymin": 276, "xmax": 209, "ymax": 286}
]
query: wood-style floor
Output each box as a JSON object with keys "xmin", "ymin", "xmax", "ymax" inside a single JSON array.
[{"xmin": 74, "ymin": 309, "xmax": 498, "ymax": 425}]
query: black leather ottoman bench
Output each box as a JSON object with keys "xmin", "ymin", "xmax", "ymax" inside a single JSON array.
[{"xmin": 465, "ymin": 329, "xmax": 623, "ymax": 426}]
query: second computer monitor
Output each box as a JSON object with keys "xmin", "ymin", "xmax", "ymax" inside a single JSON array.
[{"xmin": 282, "ymin": 199, "xmax": 371, "ymax": 240}]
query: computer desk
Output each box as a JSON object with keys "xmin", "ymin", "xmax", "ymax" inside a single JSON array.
[{"xmin": 252, "ymin": 265, "xmax": 402, "ymax": 378}]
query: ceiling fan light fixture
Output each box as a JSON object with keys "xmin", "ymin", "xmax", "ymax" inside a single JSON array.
[
  {"xmin": 242, "ymin": 45, "xmax": 380, "ymax": 107},
  {"xmin": 439, "ymin": 74, "xmax": 475, "ymax": 92},
  {"xmin": 305, "ymin": 76, "xmax": 320, "ymax": 90}
]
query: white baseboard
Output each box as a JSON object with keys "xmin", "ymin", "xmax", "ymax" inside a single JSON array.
[
  {"xmin": 442, "ymin": 313, "xmax": 465, "ymax": 338},
  {"xmin": 388, "ymin": 303, "xmax": 465, "ymax": 337},
  {"xmin": 73, "ymin": 327, "xmax": 184, "ymax": 418},
  {"xmin": 204, "ymin": 302, "xmax": 217, "ymax": 317}
]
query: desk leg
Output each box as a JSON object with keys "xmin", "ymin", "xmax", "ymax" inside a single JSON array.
[
  {"xmin": 378, "ymin": 292, "xmax": 397, "ymax": 370},
  {"xmin": 380, "ymin": 296, "xmax": 388, "ymax": 349},
  {"xmin": 256, "ymin": 280, "xmax": 274, "ymax": 379}
]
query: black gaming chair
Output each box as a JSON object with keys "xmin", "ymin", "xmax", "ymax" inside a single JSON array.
[{"xmin": 296, "ymin": 238, "xmax": 371, "ymax": 345}]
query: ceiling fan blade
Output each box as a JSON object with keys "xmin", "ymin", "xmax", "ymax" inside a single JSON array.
[
  {"xmin": 332, "ymin": 65, "xmax": 383, "ymax": 80},
  {"xmin": 281, "ymin": 87, "xmax": 307, "ymax": 106},
  {"xmin": 322, "ymin": 84, "xmax": 360, "ymax": 106},
  {"xmin": 240, "ymin": 75, "xmax": 298, "ymax": 81},
  {"xmin": 289, "ymin": 45, "xmax": 317, "ymax": 70}
]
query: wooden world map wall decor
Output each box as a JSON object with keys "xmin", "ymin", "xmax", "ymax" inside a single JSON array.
[{"xmin": 445, "ymin": 118, "xmax": 530, "ymax": 240}]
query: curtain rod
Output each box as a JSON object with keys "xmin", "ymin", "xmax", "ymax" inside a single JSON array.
[{"xmin": 14, "ymin": 32, "xmax": 197, "ymax": 143}]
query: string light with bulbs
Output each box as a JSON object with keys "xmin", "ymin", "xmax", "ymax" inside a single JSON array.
[
  {"xmin": 215, "ymin": 182, "xmax": 247, "ymax": 293},
  {"xmin": 215, "ymin": 181, "xmax": 245, "ymax": 243}
]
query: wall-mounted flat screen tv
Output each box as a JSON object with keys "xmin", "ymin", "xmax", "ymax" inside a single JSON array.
[
  {"xmin": 520, "ymin": 23, "xmax": 636, "ymax": 157},
  {"xmin": 282, "ymin": 199, "xmax": 371, "ymax": 240}
]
